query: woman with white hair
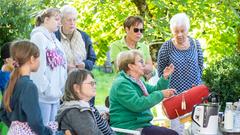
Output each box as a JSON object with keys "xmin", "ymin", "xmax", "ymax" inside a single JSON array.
[
  {"xmin": 55, "ymin": 5, "xmax": 97, "ymax": 106},
  {"xmin": 157, "ymin": 13, "xmax": 203, "ymax": 134},
  {"xmin": 55, "ymin": 5, "xmax": 96, "ymax": 72}
]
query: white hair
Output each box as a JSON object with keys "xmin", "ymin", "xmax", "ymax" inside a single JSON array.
[
  {"xmin": 170, "ymin": 13, "xmax": 190, "ymax": 32},
  {"xmin": 60, "ymin": 5, "xmax": 78, "ymax": 18}
]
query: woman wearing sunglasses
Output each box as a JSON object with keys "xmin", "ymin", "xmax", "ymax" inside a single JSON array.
[
  {"xmin": 56, "ymin": 69, "xmax": 115, "ymax": 135},
  {"xmin": 110, "ymin": 16, "xmax": 154, "ymax": 80}
]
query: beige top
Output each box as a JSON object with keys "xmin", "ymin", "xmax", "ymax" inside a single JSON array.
[{"xmin": 60, "ymin": 27, "xmax": 87, "ymax": 65}]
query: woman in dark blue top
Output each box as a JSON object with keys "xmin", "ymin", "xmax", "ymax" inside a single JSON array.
[
  {"xmin": 157, "ymin": 13, "xmax": 203, "ymax": 135},
  {"xmin": 0, "ymin": 40, "xmax": 53, "ymax": 135},
  {"xmin": 157, "ymin": 13, "xmax": 203, "ymax": 94}
]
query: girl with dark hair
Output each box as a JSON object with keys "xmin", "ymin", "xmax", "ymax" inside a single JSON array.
[{"xmin": 0, "ymin": 40, "xmax": 55, "ymax": 135}]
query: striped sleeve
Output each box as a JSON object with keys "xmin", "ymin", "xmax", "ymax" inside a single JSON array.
[{"xmin": 92, "ymin": 107, "xmax": 115, "ymax": 135}]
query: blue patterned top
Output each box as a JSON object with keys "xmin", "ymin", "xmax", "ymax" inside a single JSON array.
[{"xmin": 157, "ymin": 37, "xmax": 203, "ymax": 94}]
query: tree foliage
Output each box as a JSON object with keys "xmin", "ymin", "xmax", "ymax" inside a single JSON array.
[
  {"xmin": 70, "ymin": 0, "xmax": 138, "ymax": 63},
  {"xmin": 0, "ymin": 0, "xmax": 33, "ymax": 45},
  {"xmin": 0, "ymin": 0, "xmax": 239, "ymax": 65},
  {"xmin": 67, "ymin": 0, "xmax": 240, "ymax": 64},
  {"xmin": 0, "ymin": 0, "xmax": 63, "ymax": 65}
]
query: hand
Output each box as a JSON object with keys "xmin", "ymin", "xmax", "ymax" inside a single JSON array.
[
  {"xmin": 163, "ymin": 63, "xmax": 174, "ymax": 79},
  {"xmin": 161, "ymin": 89, "xmax": 176, "ymax": 98},
  {"xmin": 144, "ymin": 72, "xmax": 152, "ymax": 81},
  {"xmin": 2, "ymin": 58, "xmax": 14, "ymax": 72},
  {"xmin": 143, "ymin": 64, "xmax": 153, "ymax": 80},
  {"xmin": 1, "ymin": 64, "xmax": 14, "ymax": 72},
  {"xmin": 100, "ymin": 111, "xmax": 110, "ymax": 121},
  {"xmin": 143, "ymin": 64, "xmax": 153, "ymax": 75},
  {"xmin": 76, "ymin": 62, "xmax": 85, "ymax": 69}
]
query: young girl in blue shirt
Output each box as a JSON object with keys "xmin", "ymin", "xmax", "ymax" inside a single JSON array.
[{"xmin": 0, "ymin": 40, "xmax": 57, "ymax": 135}]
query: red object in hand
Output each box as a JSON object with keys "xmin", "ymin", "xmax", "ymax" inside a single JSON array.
[{"xmin": 162, "ymin": 85, "xmax": 209, "ymax": 120}]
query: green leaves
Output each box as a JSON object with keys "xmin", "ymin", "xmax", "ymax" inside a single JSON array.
[
  {"xmin": 0, "ymin": 0, "xmax": 239, "ymax": 67},
  {"xmin": 203, "ymin": 53, "xmax": 240, "ymax": 111},
  {"xmin": 0, "ymin": 0, "xmax": 61, "ymax": 44},
  {"xmin": 71, "ymin": 0, "xmax": 138, "ymax": 64}
]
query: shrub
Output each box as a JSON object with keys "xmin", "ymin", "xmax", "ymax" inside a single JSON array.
[{"xmin": 202, "ymin": 53, "xmax": 240, "ymax": 111}]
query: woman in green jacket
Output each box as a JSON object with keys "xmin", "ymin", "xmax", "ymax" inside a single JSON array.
[{"xmin": 109, "ymin": 50, "xmax": 178, "ymax": 135}]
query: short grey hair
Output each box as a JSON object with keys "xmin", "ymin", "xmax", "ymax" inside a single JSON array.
[
  {"xmin": 60, "ymin": 5, "xmax": 78, "ymax": 18},
  {"xmin": 116, "ymin": 50, "xmax": 143, "ymax": 72},
  {"xmin": 170, "ymin": 13, "xmax": 190, "ymax": 32}
]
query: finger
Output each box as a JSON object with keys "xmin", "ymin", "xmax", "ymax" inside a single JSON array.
[
  {"xmin": 169, "ymin": 64, "xmax": 174, "ymax": 70},
  {"xmin": 169, "ymin": 89, "xmax": 177, "ymax": 94},
  {"xmin": 166, "ymin": 91, "xmax": 170, "ymax": 97},
  {"xmin": 168, "ymin": 90, "xmax": 173, "ymax": 96}
]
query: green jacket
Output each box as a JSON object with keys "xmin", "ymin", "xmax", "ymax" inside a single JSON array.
[{"xmin": 109, "ymin": 71, "xmax": 169, "ymax": 130}]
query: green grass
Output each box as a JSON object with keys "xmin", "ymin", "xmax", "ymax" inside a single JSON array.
[{"xmin": 92, "ymin": 68, "xmax": 117, "ymax": 106}]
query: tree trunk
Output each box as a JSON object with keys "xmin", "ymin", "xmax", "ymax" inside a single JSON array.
[{"xmin": 131, "ymin": 0, "xmax": 152, "ymax": 17}]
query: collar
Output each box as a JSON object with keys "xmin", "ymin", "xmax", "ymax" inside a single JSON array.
[
  {"xmin": 120, "ymin": 36, "xmax": 141, "ymax": 49},
  {"xmin": 60, "ymin": 27, "xmax": 77, "ymax": 40},
  {"xmin": 119, "ymin": 70, "xmax": 144, "ymax": 85}
]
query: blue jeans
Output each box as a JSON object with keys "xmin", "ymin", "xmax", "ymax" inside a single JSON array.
[
  {"xmin": 55, "ymin": 131, "xmax": 64, "ymax": 135},
  {"xmin": 39, "ymin": 101, "xmax": 59, "ymax": 125}
]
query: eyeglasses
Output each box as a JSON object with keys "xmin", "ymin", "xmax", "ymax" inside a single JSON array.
[
  {"xmin": 81, "ymin": 81, "xmax": 97, "ymax": 87},
  {"xmin": 137, "ymin": 59, "xmax": 144, "ymax": 64},
  {"xmin": 133, "ymin": 28, "xmax": 144, "ymax": 33}
]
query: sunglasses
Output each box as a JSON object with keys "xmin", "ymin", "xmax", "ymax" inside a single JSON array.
[
  {"xmin": 133, "ymin": 28, "xmax": 144, "ymax": 33},
  {"xmin": 81, "ymin": 81, "xmax": 97, "ymax": 87}
]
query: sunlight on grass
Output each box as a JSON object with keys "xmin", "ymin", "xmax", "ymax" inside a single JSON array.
[{"xmin": 92, "ymin": 68, "xmax": 117, "ymax": 106}]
